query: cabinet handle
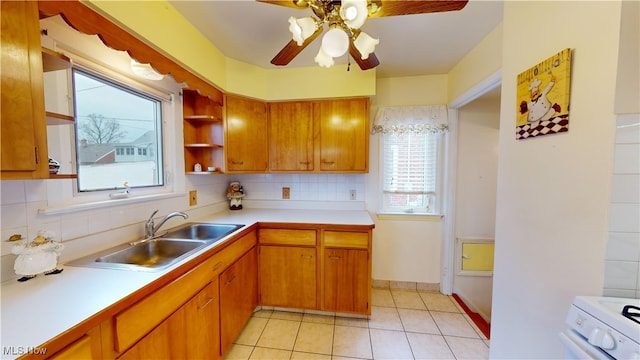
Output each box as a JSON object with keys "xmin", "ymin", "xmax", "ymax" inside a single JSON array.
[
  {"xmin": 299, "ymin": 161, "xmax": 310, "ymax": 165},
  {"xmin": 328, "ymin": 256, "xmax": 341, "ymax": 260},
  {"xmin": 224, "ymin": 274, "xmax": 237, "ymax": 286},
  {"xmin": 300, "ymin": 254, "xmax": 313, "ymax": 259},
  {"xmin": 322, "ymin": 161, "xmax": 335, "ymax": 165},
  {"xmin": 231, "ymin": 160, "xmax": 244, "ymax": 165},
  {"xmin": 198, "ymin": 297, "xmax": 214, "ymax": 310},
  {"xmin": 212, "ymin": 261, "xmax": 223, "ymax": 272}
]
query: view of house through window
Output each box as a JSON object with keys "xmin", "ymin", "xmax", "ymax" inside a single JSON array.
[{"xmin": 73, "ymin": 69, "xmax": 164, "ymax": 192}]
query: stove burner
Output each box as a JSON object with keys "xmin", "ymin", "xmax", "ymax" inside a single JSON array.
[{"xmin": 622, "ymin": 305, "xmax": 640, "ymax": 324}]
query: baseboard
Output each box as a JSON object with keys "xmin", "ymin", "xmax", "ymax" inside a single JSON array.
[{"xmin": 452, "ymin": 293, "xmax": 491, "ymax": 339}]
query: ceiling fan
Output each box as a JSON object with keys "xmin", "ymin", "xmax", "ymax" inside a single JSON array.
[{"xmin": 259, "ymin": 0, "xmax": 469, "ymax": 70}]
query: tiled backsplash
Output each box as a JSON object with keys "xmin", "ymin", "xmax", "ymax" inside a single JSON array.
[
  {"xmin": 604, "ymin": 113, "xmax": 640, "ymax": 298},
  {"xmin": 0, "ymin": 173, "xmax": 366, "ymax": 282}
]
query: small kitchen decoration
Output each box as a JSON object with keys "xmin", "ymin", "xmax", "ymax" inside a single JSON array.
[
  {"xmin": 226, "ymin": 181, "xmax": 245, "ymax": 210},
  {"xmin": 516, "ymin": 48, "xmax": 572, "ymax": 140},
  {"xmin": 10, "ymin": 231, "xmax": 64, "ymax": 282}
]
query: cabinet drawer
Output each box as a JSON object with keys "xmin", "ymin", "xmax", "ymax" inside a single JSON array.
[
  {"xmin": 259, "ymin": 229, "xmax": 316, "ymax": 246},
  {"xmin": 323, "ymin": 231, "xmax": 369, "ymax": 249}
]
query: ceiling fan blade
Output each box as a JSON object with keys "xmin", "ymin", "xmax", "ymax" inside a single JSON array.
[
  {"xmin": 271, "ymin": 26, "xmax": 323, "ymax": 66},
  {"xmin": 349, "ymin": 43, "xmax": 380, "ymax": 70},
  {"xmin": 369, "ymin": 0, "xmax": 468, "ymax": 18},
  {"xmin": 257, "ymin": 0, "xmax": 309, "ymax": 9}
]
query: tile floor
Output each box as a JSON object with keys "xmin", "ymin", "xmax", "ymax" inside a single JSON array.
[{"xmin": 223, "ymin": 288, "xmax": 490, "ymax": 360}]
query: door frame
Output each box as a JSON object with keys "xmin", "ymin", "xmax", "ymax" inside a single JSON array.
[{"xmin": 440, "ymin": 70, "xmax": 502, "ymax": 295}]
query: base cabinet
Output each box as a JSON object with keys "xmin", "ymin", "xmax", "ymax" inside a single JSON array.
[
  {"xmin": 185, "ymin": 280, "xmax": 220, "ymax": 360},
  {"xmin": 259, "ymin": 245, "xmax": 317, "ymax": 309},
  {"xmin": 323, "ymin": 248, "xmax": 369, "ymax": 313},
  {"xmin": 219, "ymin": 246, "xmax": 258, "ymax": 355}
]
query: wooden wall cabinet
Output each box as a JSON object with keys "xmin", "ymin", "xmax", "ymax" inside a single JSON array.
[
  {"xmin": 318, "ymin": 98, "xmax": 369, "ymax": 173},
  {"xmin": 268, "ymin": 98, "xmax": 370, "ymax": 173},
  {"xmin": 0, "ymin": 0, "xmax": 49, "ymax": 179},
  {"xmin": 258, "ymin": 229, "xmax": 318, "ymax": 309},
  {"xmin": 268, "ymin": 101, "xmax": 315, "ymax": 171},
  {"xmin": 183, "ymin": 89, "xmax": 224, "ymax": 174},
  {"xmin": 224, "ymin": 94, "xmax": 268, "ymax": 173}
]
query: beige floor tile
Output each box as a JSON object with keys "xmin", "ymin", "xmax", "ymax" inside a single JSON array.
[
  {"xmin": 391, "ymin": 289, "xmax": 427, "ymax": 310},
  {"xmin": 419, "ymin": 292, "xmax": 459, "ymax": 313},
  {"xmin": 335, "ymin": 316, "xmax": 369, "ymax": 328},
  {"xmin": 252, "ymin": 309, "xmax": 273, "ymax": 318},
  {"xmin": 256, "ymin": 318, "xmax": 301, "ymax": 350},
  {"xmin": 235, "ymin": 316, "xmax": 269, "ymax": 346},
  {"xmin": 431, "ymin": 311, "xmax": 479, "ymax": 338},
  {"xmin": 294, "ymin": 322, "xmax": 334, "ymax": 355},
  {"xmin": 368, "ymin": 306, "xmax": 403, "ymax": 331},
  {"xmin": 463, "ymin": 313, "xmax": 488, "ymax": 340},
  {"xmin": 333, "ymin": 325, "xmax": 372, "ymax": 359},
  {"xmin": 223, "ymin": 344, "xmax": 254, "ymax": 360},
  {"xmin": 291, "ymin": 352, "xmax": 332, "ymax": 360},
  {"xmin": 370, "ymin": 328, "xmax": 413, "ymax": 359},
  {"xmin": 445, "ymin": 336, "xmax": 490, "ymax": 360},
  {"xmin": 406, "ymin": 333, "xmax": 455, "ymax": 359},
  {"xmin": 302, "ymin": 313, "xmax": 335, "ymax": 324},
  {"xmin": 272, "ymin": 310, "xmax": 304, "ymax": 321},
  {"xmin": 398, "ymin": 308, "xmax": 440, "ymax": 334},
  {"xmin": 249, "ymin": 347, "xmax": 292, "ymax": 360},
  {"xmin": 371, "ymin": 288, "xmax": 395, "ymax": 307}
]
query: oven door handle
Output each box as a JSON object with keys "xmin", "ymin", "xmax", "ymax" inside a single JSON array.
[{"xmin": 558, "ymin": 331, "xmax": 610, "ymax": 360}]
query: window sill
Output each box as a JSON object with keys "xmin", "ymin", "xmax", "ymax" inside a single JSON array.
[
  {"xmin": 376, "ymin": 213, "xmax": 443, "ymax": 221},
  {"xmin": 38, "ymin": 192, "xmax": 186, "ymax": 216}
]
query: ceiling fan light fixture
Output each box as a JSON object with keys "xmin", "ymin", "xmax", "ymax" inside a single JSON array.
[
  {"xmin": 321, "ymin": 27, "xmax": 349, "ymax": 58},
  {"xmin": 353, "ymin": 31, "xmax": 379, "ymax": 60},
  {"xmin": 288, "ymin": 16, "xmax": 318, "ymax": 46},
  {"xmin": 340, "ymin": 0, "xmax": 368, "ymax": 29},
  {"xmin": 314, "ymin": 47, "xmax": 334, "ymax": 68}
]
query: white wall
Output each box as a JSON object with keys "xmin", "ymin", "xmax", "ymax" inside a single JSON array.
[
  {"xmin": 491, "ymin": 1, "xmax": 622, "ymax": 358},
  {"xmin": 453, "ymin": 93, "xmax": 500, "ymax": 320}
]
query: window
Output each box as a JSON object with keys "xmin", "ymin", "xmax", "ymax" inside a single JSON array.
[
  {"xmin": 374, "ymin": 105, "xmax": 448, "ymax": 215},
  {"xmin": 73, "ymin": 69, "xmax": 164, "ymax": 192}
]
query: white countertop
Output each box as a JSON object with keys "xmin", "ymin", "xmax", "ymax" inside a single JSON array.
[{"xmin": 0, "ymin": 208, "xmax": 373, "ymax": 359}]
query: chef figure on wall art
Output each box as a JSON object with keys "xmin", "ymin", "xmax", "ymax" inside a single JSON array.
[{"xmin": 226, "ymin": 181, "xmax": 245, "ymax": 210}]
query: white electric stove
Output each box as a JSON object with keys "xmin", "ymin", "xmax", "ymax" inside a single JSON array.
[{"xmin": 560, "ymin": 296, "xmax": 640, "ymax": 359}]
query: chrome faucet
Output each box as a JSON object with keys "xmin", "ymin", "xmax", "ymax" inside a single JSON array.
[{"xmin": 144, "ymin": 209, "xmax": 189, "ymax": 238}]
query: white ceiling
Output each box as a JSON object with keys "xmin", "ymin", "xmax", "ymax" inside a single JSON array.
[{"xmin": 169, "ymin": 0, "xmax": 504, "ymax": 78}]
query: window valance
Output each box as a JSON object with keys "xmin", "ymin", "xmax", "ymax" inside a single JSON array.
[{"xmin": 372, "ymin": 105, "xmax": 448, "ymax": 135}]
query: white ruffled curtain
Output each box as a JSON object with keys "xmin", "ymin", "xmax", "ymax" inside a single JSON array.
[{"xmin": 371, "ymin": 104, "xmax": 449, "ymax": 135}]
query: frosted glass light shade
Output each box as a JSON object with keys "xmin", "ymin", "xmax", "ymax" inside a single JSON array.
[
  {"xmin": 340, "ymin": 0, "xmax": 368, "ymax": 29},
  {"xmin": 314, "ymin": 47, "xmax": 334, "ymax": 67},
  {"xmin": 288, "ymin": 16, "xmax": 317, "ymax": 46},
  {"xmin": 321, "ymin": 28, "xmax": 349, "ymax": 57},
  {"xmin": 353, "ymin": 31, "xmax": 379, "ymax": 59},
  {"xmin": 130, "ymin": 60, "xmax": 164, "ymax": 80}
]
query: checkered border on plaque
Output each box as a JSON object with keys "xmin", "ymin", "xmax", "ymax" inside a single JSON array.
[{"xmin": 516, "ymin": 114, "xmax": 569, "ymax": 140}]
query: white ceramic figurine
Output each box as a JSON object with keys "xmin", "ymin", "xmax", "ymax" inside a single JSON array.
[{"xmin": 11, "ymin": 231, "xmax": 64, "ymax": 282}]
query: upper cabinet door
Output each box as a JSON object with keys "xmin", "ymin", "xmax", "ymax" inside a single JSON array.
[
  {"xmin": 225, "ymin": 94, "xmax": 268, "ymax": 173},
  {"xmin": 0, "ymin": 1, "xmax": 49, "ymax": 179},
  {"xmin": 318, "ymin": 98, "xmax": 369, "ymax": 172},
  {"xmin": 268, "ymin": 101, "xmax": 314, "ymax": 172}
]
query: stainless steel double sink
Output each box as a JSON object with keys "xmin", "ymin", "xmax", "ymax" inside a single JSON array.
[{"xmin": 66, "ymin": 223, "xmax": 244, "ymax": 271}]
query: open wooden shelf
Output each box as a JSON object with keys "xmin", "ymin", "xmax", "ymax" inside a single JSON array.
[
  {"xmin": 42, "ymin": 47, "xmax": 71, "ymax": 72},
  {"xmin": 46, "ymin": 111, "xmax": 74, "ymax": 125}
]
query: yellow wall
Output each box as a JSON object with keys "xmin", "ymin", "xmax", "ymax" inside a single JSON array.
[
  {"xmin": 85, "ymin": 0, "xmax": 376, "ymax": 101},
  {"xmin": 448, "ymin": 22, "xmax": 503, "ymax": 102},
  {"xmin": 375, "ymin": 74, "xmax": 448, "ymax": 107}
]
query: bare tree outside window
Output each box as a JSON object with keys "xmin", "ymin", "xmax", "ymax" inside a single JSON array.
[{"xmin": 78, "ymin": 113, "xmax": 127, "ymax": 144}]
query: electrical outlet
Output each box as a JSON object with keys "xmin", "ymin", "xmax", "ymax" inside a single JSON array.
[
  {"xmin": 189, "ymin": 190, "xmax": 197, "ymax": 206},
  {"xmin": 350, "ymin": 189, "xmax": 356, "ymax": 200},
  {"xmin": 282, "ymin": 187, "xmax": 290, "ymax": 200}
]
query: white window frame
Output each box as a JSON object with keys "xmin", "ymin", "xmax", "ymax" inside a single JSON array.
[{"xmin": 374, "ymin": 105, "xmax": 448, "ymax": 218}]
